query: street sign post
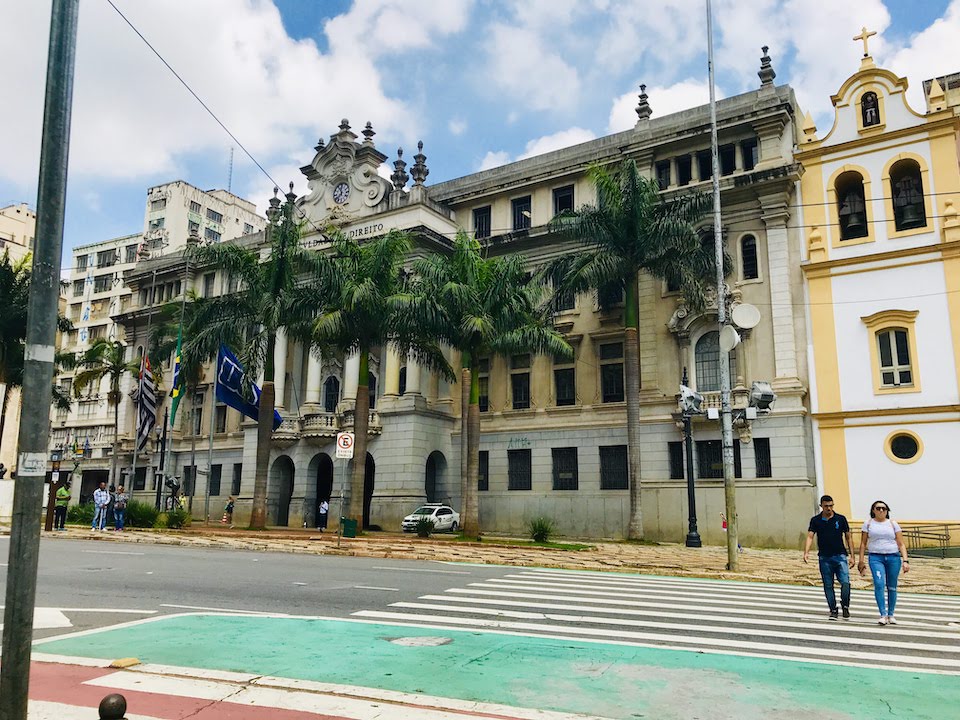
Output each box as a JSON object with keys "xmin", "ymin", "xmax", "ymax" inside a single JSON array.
[{"xmin": 335, "ymin": 432, "xmax": 354, "ymax": 547}]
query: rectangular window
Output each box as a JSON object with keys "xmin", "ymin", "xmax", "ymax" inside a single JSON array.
[
  {"xmin": 478, "ymin": 358, "xmax": 489, "ymax": 412},
  {"xmin": 473, "ymin": 206, "xmax": 491, "ymax": 239},
  {"xmin": 507, "ymin": 449, "xmax": 532, "ymax": 490},
  {"xmin": 192, "ymin": 394, "xmax": 204, "ymax": 436},
  {"xmin": 209, "ymin": 464, "xmax": 222, "ymax": 496},
  {"xmin": 554, "ymin": 367, "xmax": 576, "ymax": 406},
  {"xmin": 719, "ymin": 144, "xmax": 736, "ymax": 176},
  {"xmin": 598, "ymin": 284, "xmax": 623, "ymax": 308},
  {"xmin": 150, "ymin": 198, "xmax": 167, "ymax": 211},
  {"xmin": 231, "ymin": 463, "xmax": 242, "ymax": 496},
  {"xmin": 72, "ymin": 279, "xmax": 84, "ymax": 297},
  {"xmin": 93, "ymin": 274, "xmax": 113, "ymax": 293},
  {"xmin": 668, "ymin": 441, "xmax": 685, "ymax": 480},
  {"xmin": 511, "ymin": 373, "xmax": 530, "ymax": 410},
  {"xmin": 877, "ymin": 329, "xmax": 913, "ymax": 387},
  {"xmin": 599, "ymin": 342, "xmax": 625, "ymax": 403},
  {"xmin": 206, "ymin": 208, "xmax": 223, "ymax": 223},
  {"xmin": 551, "ymin": 447, "xmax": 579, "ymax": 490},
  {"xmin": 512, "ymin": 196, "xmax": 532, "ymax": 231},
  {"xmin": 215, "ymin": 404, "xmax": 227, "ymax": 433},
  {"xmin": 182, "ymin": 466, "xmax": 194, "ymax": 497},
  {"xmin": 203, "ymin": 273, "xmax": 216, "ymax": 297},
  {"xmin": 96, "ymin": 250, "xmax": 115, "ymax": 268},
  {"xmin": 741, "ymin": 138, "xmax": 758, "ymax": 171},
  {"xmin": 677, "ymin": 155, "xmax": 693, "ymax": 186},
  {"xmin": 88, "ymin": 325, "xmax": 106, "ymax": 340},
  {"xmin": 204, "ymin": 227, "xmax": 221, "ymax": 242},
  {"xmin": 553, "ymin": 287, "xmax": 575, "ymax": 312},
  {"xmin": 133, "ymin": 466, "xmax": 146, "ymax": 492},
  {"xmin": 77, "ymin": 255, "xmax": 88, "ymax": 272},
  {"xmin": 148, "ymin": 217, "xmax": 165, "ymax": 230},
  {"xmin": 697, "ymin": 150, "xmax": 713, "ymax": 181},
  {"xmin": 696, "ymin": 440, "xmax": 742, "ymax": 479},
  {"xmin": 190, "ymin": 200, "xmax": 202, "ymax": 214},
  {"xmin": 125, "ymin": 244, "xmax": 138, "ymax": 263},
  {"xmin": 553, "ymin": 185, "xmax": 574, "ymax": 215},
  {"xmin": 478, "ymin": 450, "xmax": 489, "ymax": 491},
  {"xmin": 655, "ymin": 160, "xmax": 671, "ymax": 190},
  {"xmin": 599, "ymin": 445, "xmax": 628, "ymax": 490},
  {"xmin": 754, "ymin": 437, "xmax": 772, "ymax": 478},
  {"xmin": 243, "ymin": 223, "xmax": 254, "ymax": 235},
  {"xmin": 188, "ymin": 220, "xmax": 200, "ymax": 236}
]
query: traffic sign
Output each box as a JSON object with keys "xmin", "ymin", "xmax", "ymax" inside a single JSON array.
[{"xmin": 336, "ymin": 432, "xmax": 355, "ymax": 459}]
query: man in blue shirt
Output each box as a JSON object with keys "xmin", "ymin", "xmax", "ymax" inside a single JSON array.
[
  {"xmin": 803, "ymin": 495, "xmax": 853, "ymax": 620},
  {"xmin": 91, "ymin": 480, "xmax": 109, "ymax": 532}
]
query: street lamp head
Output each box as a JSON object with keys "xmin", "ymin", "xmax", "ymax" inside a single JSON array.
[
  {"xmin": 749, "ymin": 381, "xmax": 776, "ymax": 412},
  {"xmin": 679, "ymin": 385, "xmax": 704, "ymax": 415}
]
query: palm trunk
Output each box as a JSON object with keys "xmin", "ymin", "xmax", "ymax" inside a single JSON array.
[
  {"xmin": 624, "ymin": 274, "xmax": 643, "ymax": 540},
  {"xmin": 348, "ymin": 349, "xmax": 369, "ymax": 525},
  {"xmin": 459, "ymin": 354, "xmax": 469, "ymax": 518},
  {"xmin": 0, "ymin": 384, "xmax": 10, "ymax": 458},
  {"xmin": 188, "ymin": 398, "xmax": 197, "ymax": 514},
  {"xmin": 251, "ymin": 333, "xmax": 277, "ymax": 530},
  {"xmin": 110, "ymin": 400, "xmax": 119, "ymax": 489},
  {"xmin": 463, "ymin": 365, "xmax": 481, "ymax": 537}
]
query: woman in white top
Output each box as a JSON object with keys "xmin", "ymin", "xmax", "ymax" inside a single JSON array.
[{"xmin": 857, "ymin": 500, "xmax": 909, "ymax": 625}]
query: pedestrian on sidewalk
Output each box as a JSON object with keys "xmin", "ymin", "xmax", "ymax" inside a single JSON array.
[
  {"xmin": 54, "ymin": 480, "xmax": 71, "ymax": 530},
  {"xmin": 317, "ymin": 498, "xmax": 329, "ymax": 531},
  {"xmin": 222, "ymin": 496, "xmax": 235, "ymax": 525},
  {"xmin": 857, "ymin": 499, "xmax": 909, "ymax": 626},
  {"xmin": 803, "ymin": 495, "xmax": 853, "ymax": 620},
  {"xmin": 106, "ymin": 483, "xmax": 117, "ymax": 530},
  {"xmin": 114, "ymin": 485, "xmax": 128, "ymax": 531},
  {"xmin": 91, "ymin": 480, "xmax": 109, "ymax": 531}
]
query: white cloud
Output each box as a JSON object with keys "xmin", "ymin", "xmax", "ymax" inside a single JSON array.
[
  {"xmin": 448, "ymin": 118, "xmax": 467, "ymax": 136},
  {"xmin": 478, "ymin": 151, "xmax": 511, "ymax": 171},
  {"xmin": 517, "ymin": 128, "xmax": 597, "ymax": 160},
  {"xmin": 607, "ymin": 80, "xmax": 718, "ymax": 133},
  {"xmin": 485, "ymin": 24, "xmax": 581, "ymax": 112}
]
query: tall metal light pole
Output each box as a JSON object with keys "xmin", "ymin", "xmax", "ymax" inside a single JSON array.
[
  {"xmin": 0, "ymin": 2, "xmax": 80, "ymax": 718},
  {"xmin": 706, "ymin": 0, "xmax": 739, "ymax": 570},
  {"xmin": 681, "ymin": 369, "xmax": 701, "ymax": 548}
]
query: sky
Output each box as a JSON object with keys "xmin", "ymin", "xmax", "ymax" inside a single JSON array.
[{"xmin": 2, "ymin": 0, "xmax": 960, "ymax": 271}]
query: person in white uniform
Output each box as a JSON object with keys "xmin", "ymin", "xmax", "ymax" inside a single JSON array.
[{"xmin": 857, "ymin": 500, "xmax": 910, "ymax": 625}]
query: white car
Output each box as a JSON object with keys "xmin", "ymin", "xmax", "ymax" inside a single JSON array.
[{"xmin": 401, "ymin": 504, "xmax": 461, "ymax": 533}]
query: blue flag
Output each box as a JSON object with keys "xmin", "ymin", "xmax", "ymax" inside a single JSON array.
[{"xmin": 215, "ymin": 345, "xmax": 283, "ymax": 431}]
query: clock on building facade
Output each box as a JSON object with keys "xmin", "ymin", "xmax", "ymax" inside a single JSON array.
[{"xmin": 332, "ymin": 182, "xmax": 350, "ymax": 204}]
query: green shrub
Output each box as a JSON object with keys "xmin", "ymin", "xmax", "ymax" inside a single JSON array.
[
  {"xmin": 67, "ymin": 503, "xmax": 94, "ymax": 525},
  {"xmin": 162, "ymin": 508, "xmax": 190, "ymax": 529},
  {"xmin": 125, "ymin": 500, "xmax": 158, "ymax": 529},
  {"xmin": 415, "ymin": 517, "xmax": 435, "ymax": 537},
  {"xmin": 529, "ymin": 517, "xmax": 555, "ymax": 543}
]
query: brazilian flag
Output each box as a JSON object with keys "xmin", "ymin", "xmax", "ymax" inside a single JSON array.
[{"xmin": 169, "ymin": 330, "xmax": 183, "ymax": 426}]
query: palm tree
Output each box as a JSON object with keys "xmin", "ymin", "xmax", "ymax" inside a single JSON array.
[
  {"xmin": 408, "ymin": 232, "xmax": 572, "ymax": 537},
  {"xmin": 305, "ymin": 228, "xmax": 452, "ymax": 527},
  {"xmin": 73, "ymin": 339, "xmax": 139, "ymax": 489},
  {"xmin": 187, "ymin": 187, "xmax": 323, "ymax": 529},
  {"xmin": 548, "ymin": 158, "xmax": 712, "ymax": 540}
]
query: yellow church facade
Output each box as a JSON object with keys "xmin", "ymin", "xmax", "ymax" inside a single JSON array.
[{"xmin": 798, "ymin": 33, "xmax": 960, "ymax": 525}]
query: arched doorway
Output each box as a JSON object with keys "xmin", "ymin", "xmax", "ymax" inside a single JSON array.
[
  {"xmin": 306, "ymin": 452, "xmax": 334, "ymax": 529},
  {"xmin": 425, "ymin": 451, "xmax": 446, "ymax": 504},
  {"xmin": 269, "ymin": 456, "xmax": 295, "ymax": 527},
  {"xmin": 363, "ymin": 452, "xmax": 375, "ymax": 529}
]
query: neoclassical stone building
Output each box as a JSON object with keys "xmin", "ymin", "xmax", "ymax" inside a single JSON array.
[{"xmin": 122, "ymin": 49, "xmax": 818, "ymax": 545}]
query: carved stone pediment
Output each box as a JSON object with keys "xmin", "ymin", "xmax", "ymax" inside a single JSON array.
[
  {"xmin": 299, "ymin": 119, "xmax": 392, "ymax": 226},
  {"xmin": 667, "ymin": 285, "xmax": 742, "ymax": 340}
]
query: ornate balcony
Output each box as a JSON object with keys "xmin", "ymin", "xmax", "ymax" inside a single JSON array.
[
  {"xmin": 271, "ymin": 417, "xmax": 302, "ymax": 447},
  {"xmin": 338, "ymin": 408, "xmax": 383, "ymax": 436},
  {"xmin": 302, "ymin": 411, "xmax": 338, "ymax": 441}
]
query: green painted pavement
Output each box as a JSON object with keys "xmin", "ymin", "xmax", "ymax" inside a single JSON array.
[{"xmin": 37, "ymin": 614, "xmax": 960, "ymax": 720}]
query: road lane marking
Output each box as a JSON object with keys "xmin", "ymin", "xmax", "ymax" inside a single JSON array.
[
  {"xmin": 159, "ymin": 604, "xmax": 271, "ymax": 614},
  {"xmin": 372, "ymin": 566, "xmax": 470, "ymax": 574},
  {"xmin": 355, "ymin": 585, "xmax": 399, "ymax": 592},
  {"xmin": 81, "ymin": 550, "xmax": 144, "ymax": 556}
]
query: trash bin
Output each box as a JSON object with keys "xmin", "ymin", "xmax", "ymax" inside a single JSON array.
[{"xmin": 341, "ymin": 517, "xmax": 357, "ymax": 538}]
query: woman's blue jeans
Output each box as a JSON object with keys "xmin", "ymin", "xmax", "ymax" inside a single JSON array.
[{"xmin": 868, "ymin": 553, "xmax": 902, "ymax": 616}]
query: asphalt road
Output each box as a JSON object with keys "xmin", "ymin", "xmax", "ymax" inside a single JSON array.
[{"xmin": 0, "ymin": 534, "xmax": 509, "ymax": 639}]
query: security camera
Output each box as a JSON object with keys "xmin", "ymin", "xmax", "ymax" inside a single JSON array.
[
  {"xmin": 749, "ymin": 381, "xmax": 776, "ymax": 412},
  {"xmin": 679, "ymin": 385, "xmax": 704, "ymax": 415}
]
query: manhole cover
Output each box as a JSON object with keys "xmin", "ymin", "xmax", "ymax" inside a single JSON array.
[{"xmin": 383, "ymin": 636, "xmax": 453, "ymax": 647}]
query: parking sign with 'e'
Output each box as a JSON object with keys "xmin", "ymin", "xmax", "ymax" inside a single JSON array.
[{"xmin": 336, "ymin": 432, "xmax": 355, "ymax": 459}]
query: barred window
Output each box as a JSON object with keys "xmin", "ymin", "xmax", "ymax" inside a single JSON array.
[
  {"xmin": 478, "ymin": 357, "xmax": 489, "ymax": 412},
  {"xmin": 215, "ymin": 404, "xmax": 227, "ymax": 434},
  {"xmin": 508, "ymin": 449, "xmax": 532, "ymax": 490},
  {"xmin": 696, "ymin": 440, "xmax": 742, "ymax": 479},
  {"xmin": 754, "ymin": 437, "xmax": 772, "ymax": 478},
  {"xmin": 553, "ymin": 185, "xmax": 574, "ymax": 215},
  {"xmin": 511, "ymin": 354, "xmax": 530, "ymax": 410},
  {"xmin": 478, "ymin": 450, "xmax": 489, "ymax": 491},
  {"xmin": 668, "ymin": 441, "xmax": 685, "ymax": 480},
  {"xmin": 189, "ymin": 200, "xmax": 202, "ymax": 214},
  {"xmin": 599, "ymin": 445, "xmax": 628, "ymax": 490},
  {"xmin": 512, "ymin": 196, "xmax": 532, "ymax": 231},
  {"xmin": 209, "ymin": 464, "xmax": 222, "ymax": 496},
  {"xmin": 474, "ymin": 206, "xmax": 491, "ymax": 239},
  {"xmin": 552, "ymin": 447, "xmax": 578, "ymax": 490},
  {"xmin": 741, "ymin": 235, "xmax": 759, "ymax": 280},
  {"xmin": 231, "ymin": 463, "xmax": 242, "ymax": 496},
  {"xmin": 554, "ymin": 367, "xmax": 575, "ymax": 406},
  {"xmin": 599, "ymin": 342, "xmax": 624, "ymax": 403},
  {"xmin": 206, "ymin": 208, "xmax": 223, "ymax": 223}
]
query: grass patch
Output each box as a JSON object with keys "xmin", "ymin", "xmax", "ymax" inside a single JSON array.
[{"xmin": 443, "ymin": 534, "xmax": 592, "ymax": 551}]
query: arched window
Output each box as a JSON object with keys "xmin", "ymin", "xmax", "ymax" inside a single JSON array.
[
  {"xmin": 368, "ymin": 372, "xmax": 378, "ymax": 410},
  {"xmin": 890, "ymin": 159, "xmax": 926, "ymax": 231},
  {"xmin": 694, "ymin": 331, "xmax": 738, "ymax": 392},
  {"xmin": 836, "ymin": 171, "xmax": 868, "ymax": 240},
  {"xmin": 861, "ymin": 92, "xmax": 880, "ymax": 127},
  {"xmin": 876, "ymin": 328, "xmax": 913, "ymax": 388},
  {"xmin": 741, "ymin": 235, "xmax": 759, "ymax": 280},
  {"xmin": 398, "ymin": 366, "xmax": 407, "ymax": 395},
  {"xmin": 323, "ymin": 376, "xmax": 340, "ymax": 413}
]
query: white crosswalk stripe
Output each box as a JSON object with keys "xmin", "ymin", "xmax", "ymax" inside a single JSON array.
[{"xmin": 353, "ymin": 567, "xmax": 960, "ymax": 675}]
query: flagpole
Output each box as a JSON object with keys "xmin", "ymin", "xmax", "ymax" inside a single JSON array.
[
  {"xmin": 163, "ymin": 247, "xmax": 190, "ymax": 504},
  {"xmin": 131, "ymin": 266, "xmax": 157, "ymax": 495}
]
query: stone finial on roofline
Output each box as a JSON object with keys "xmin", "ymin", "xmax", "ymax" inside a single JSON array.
[
  {"xmin": 391, "ymin": 147, "xmax": 409, "ymax": 191},
  {"xmin": 411, "ymin": 141, "xmax": 429, "ymax": 186},
  {"xmin": 362, "ymin": 121, "xmax": 375, "ymax": 145},
  {"xmin": 758, "ymin": 46, "xmax": 776, "ymax": 88},
  {"xmin": 635, "ymin": 84, "xmax": 652, "ymax": 122}
]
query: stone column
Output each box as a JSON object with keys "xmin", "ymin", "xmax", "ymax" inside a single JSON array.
[
  {"xmin": 691, "ymin": 153, "xmax": 700, "ymax": 182},
  {"xmin": 343, "ymin": 350, "xmax": 360, "ymax": 401},
  {"xmin": 406, "ymin": 352, "xmax": 422, "ymax": 394},
  {"xmin": 305, "ymin": 351, "xmax": 322, "ymax": 405},
  {"xmin": 760, "ymin": 196, "xmax": 800, "ymax": 385},
  {"xmin": 273, "ymin": 329, "xmax": 288, "ymax": 408},
  {"xmin": 734, "ymin": 142, "xmax": 744, "ymax": 172},
  {"xmin": 383, "ymin": 343, "xmax": 402, "ymax": 396}
]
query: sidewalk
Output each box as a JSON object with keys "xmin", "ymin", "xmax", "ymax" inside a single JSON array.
[{"xmin": 44, "ymin": 525, "xmax": 960, "ymax": 595}]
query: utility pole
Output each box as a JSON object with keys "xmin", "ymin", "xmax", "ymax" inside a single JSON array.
[
  {"xmin": 706, "ymin": 0, "xmax": 739, "ymax": 571},
  {"xmin": 0, "ymin": 2, "xmax": 79, "ymax": 718}
]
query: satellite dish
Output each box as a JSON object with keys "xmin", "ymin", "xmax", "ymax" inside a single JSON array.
[
  {"xmin": 731, "ymin": 303, "xmax": 761, "ymax": 329},
  {"xmin": 719, "ymin": 325, "xmax": 741, "ymax": 352}
]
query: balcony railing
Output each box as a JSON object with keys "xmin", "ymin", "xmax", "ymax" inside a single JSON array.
[
  {"xmin": 302, "ymin": 411, "xmax": 338, "ymax": 439},
  {"xmin": 271, "ymin": 417, "xmax": 302, "ymax": 446},
  {"xmin": 698, "ymin": 387, "xmax": 750, "ymax": 411}
]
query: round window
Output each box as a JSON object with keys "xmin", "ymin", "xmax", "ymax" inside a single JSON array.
[{"xmin": 889, "ymin": 434, "xmax": 919, "ymax": 460}]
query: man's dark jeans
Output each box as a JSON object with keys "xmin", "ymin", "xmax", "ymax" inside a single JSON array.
[{"xmin": 818, "ymin": 554, "xmax": 851, "ymax": 611}]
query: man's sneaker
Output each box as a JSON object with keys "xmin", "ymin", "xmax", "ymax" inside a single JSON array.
[
  {"xmin": 887, "ymin": 615, "xmax": 897, "ymax": 625},
  {"xmin": 878, "ymin": 616, "xmax": 889, "ymax": 625},
  {"xmin": 829, "ymin": 609, "xmax": 839, "ymax": 620},
  {"xmin": 842, "ymin": 606, "xmax": 850, "ymax": 619}
]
